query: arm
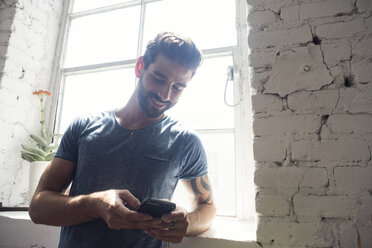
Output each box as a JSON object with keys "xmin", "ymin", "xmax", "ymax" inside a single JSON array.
[
  {"xmin": 184, "ymin": 174, "xmax": 216, "ymax": 235},
  {"xmin": 29, "ymin": 157, "xmax": 157, "ymax": 229},
  {"xmin": 145, "ymin": 174, "xmax": 216, "ymax": 242}
]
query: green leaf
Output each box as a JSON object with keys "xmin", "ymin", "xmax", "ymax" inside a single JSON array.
[
  {"xmin": 21, "ymin": 149, "xmax": 45, "ymax": 161},
  {"xmin": 43, "ymin": 143, "xmax": 58, "ymax": 153},
  {"xmin": 44, "ymin": 152, "xmax": 56, "ymax": 161},
  {"xmin": 21, "ymin": 145, "xmax": 47, "ymax": 157},
  {"xmin": 21, "ymin": 153, "xmax": 36, "ymax": 162},
  {"xmin": 30, "ymin": 134, "xmax": 48, "ymax": 148},
  {"xmin": 41, "ymin": 128, "xmax": 48, "ymax": 141}
]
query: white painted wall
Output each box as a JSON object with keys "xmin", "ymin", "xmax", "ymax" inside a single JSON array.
[{"xmin": 0, "ymin": 0, "xmax": 63, "ymax": 206}]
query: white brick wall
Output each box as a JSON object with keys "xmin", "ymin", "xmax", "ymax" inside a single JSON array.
[
  {"xmin": 248, "ymin": 24, "xmax": 313, "ymax": 49},
  {"xmin": 255, "ymin": 167, "xmax": 307, "ymax": 188},
  {"xmin": 300, "ymin": 167, "xmax": 328, "ymax": 189},
  {"xmin": 299, "ymin": 0, "xmax": 355, "ymax": 19},
  {"xmin": 293, "ymin": 194, "xmax": 350, "ymax": 218},
  {"xmin": 287, "ymin": 90, "xmax": 339, "ymax": 114},
  {"xmin": 256, "ymin": 192, "xmax": 290, "ymax": 216},
  {"xmin": 316, "ymin": 18, "xmax": 365, "ymax": 39},
  {"xmin": 253, "ymin": 115, "xmax": 320, "ymax": 136},
  {"xmin": 357, "ymin": 0, "xmax": 372, "ymax": 13},
  {"xmin": 257, "ymin": 217, "xmax": 334, "ymax": 247},
  {"xmin": 0, "ymin": 0, "xmax": 63, "ymax": 206},
  {"xmin": 248, "ymin": 0, "xmax": 372, "ymax": 246},
  {"xmin": 338, "ymin": 85, "xmax": 372, "ymax": 113}
]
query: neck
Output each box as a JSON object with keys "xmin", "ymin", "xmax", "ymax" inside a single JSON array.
[{"xmin": 115, "ymin": 91, "xmax": 165, "ymax": 130}]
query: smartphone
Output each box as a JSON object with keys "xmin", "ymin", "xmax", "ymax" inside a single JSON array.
[{"xmin": 137, "ymin": 198, "xmax": 176, "ymax": 218}]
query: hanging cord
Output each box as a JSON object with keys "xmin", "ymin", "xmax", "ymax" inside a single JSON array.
[{"xmin": 224, "ymin": 66, "xmax": 241, "ymax": 107}]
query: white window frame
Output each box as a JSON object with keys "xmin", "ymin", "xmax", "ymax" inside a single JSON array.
[
  {"xmin": 234, "ymin": 0, "xmax": 254, "ymax": 220},
  {"xmin": 47, "ymin": 0, "xmax": 254, "ymax": 221}
]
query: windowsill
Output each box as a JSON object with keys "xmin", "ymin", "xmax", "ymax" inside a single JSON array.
[
  {"xmin": 0, "ymin": 211, "xmax": 61, "ymax": 248},
  {"xmin": 0, "ymin": 212, "xmax": 259, "ymax": 248},
  {"xmin": 198, "ymin": 217, "xmax": 256, "ymax": 241},
  {"xmin": 166, "ymin": 217, "xmax": 260, "ymax": 248},
  {"xmin": 0, "ymin": 211, "xmax": 31, "ymax": 219}
]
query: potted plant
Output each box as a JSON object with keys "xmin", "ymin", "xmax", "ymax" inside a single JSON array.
[{"xmin": 21, "ymin": 90, "xmax": 58, "ymax": 200}]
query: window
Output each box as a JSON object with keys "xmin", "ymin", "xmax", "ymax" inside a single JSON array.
[{"xmin": 54, "ymin": 0, "xmax": 253, "ymax": 219}]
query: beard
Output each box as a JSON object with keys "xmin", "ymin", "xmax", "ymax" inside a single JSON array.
[{"xmin": 137, "ymin": 77, "xmax": 174, "ymax": 118}]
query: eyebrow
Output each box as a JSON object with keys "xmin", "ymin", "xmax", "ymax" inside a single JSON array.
[
  {"xmin": 153, "ymin": 71, "xmax": 167, "ymax": 80},
  {"xmin": 153, "ymin": 71, "xmax": 187, "ymax": 88}
]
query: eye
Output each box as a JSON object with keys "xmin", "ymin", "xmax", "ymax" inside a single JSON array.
[
  {"xmin": 152, "ymin": 75, "xmax": 165, "ymax": 85},
  {"xmin": 172, "ymin": 85, "xmax": 182, "ymax": 92}
]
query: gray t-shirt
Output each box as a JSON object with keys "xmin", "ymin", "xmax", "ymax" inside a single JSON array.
[{"xmin": 55, "ymin": 110, "xmax": 208, "ymax": 248}]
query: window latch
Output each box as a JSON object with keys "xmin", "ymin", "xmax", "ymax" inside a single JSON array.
[
  {"xmin": 224, "ymin": 66, "xmax": 240, "ymax": 107},
  {"xmin": 227, "ymin": 66, "xmax": 234, "ymax": 81}
]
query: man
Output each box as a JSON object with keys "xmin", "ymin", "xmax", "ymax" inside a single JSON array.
[{"xmin": 29, "ymin": 32, "xmax": 216, "ymax": 247}]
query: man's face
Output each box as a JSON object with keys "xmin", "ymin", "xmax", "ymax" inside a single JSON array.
[{"xmin": 137, "ymin": 54, "xmax": 193, "ymax": 118}]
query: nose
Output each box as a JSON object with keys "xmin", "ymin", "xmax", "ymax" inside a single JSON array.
[{"xmin": 158, "ymin": 83, "xmax": 172, "ymax": 102}]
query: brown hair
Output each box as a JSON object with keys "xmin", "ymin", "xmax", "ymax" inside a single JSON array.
[{"xmin": 143, "ymin": 32, "xmax": 202, "ymax": 75}]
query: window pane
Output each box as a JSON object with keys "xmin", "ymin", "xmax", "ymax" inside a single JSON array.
[
  {"xmin": 200, "ymin": 131, "xmax": 236, "ymax": 217},
  {"xmin": 143, "ymin": 0, "xmax": 236, "ymax": 50},
  {"xmin": 64, "ymin": 7, "xmax": 140, "ymax": 67},
  {"xmin": 173, "ymin": 131, "xmax": 236, "ymax": 217},
  {"xmin": 72, "ymin": 0, "xmax": 135, "ymax": 13},
  {"xmin": 58, "ymin": 68, "xmax": 135, "ymax": 133},
  {"xmin": 167, "ymin": 55, "xmax": 234, "ymax": 130}
]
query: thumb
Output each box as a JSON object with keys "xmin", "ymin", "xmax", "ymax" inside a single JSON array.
[{"xmin": 117, "ymin": 190, "xmax": 141, "ymax": 210}]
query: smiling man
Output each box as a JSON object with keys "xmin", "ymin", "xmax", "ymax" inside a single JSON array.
[{"xmin": 29, "ymin": 32, "xmax": 216, "ymax": 248}]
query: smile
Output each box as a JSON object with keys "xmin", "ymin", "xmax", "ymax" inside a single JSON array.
[{"xmin": 151, "ymin": 96, "xmax": 166, "ymax": 108}]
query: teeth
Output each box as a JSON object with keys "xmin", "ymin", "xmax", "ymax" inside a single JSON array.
[{"xmin": 152, "ymin": 97, "xmax": 164, "ymax": 106}]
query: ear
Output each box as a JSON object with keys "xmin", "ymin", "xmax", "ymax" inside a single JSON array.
[{"xmin": 135, "ymin": 56, "xmax": 144, "ymax": 78}]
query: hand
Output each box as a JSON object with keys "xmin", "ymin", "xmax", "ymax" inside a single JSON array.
[
  {"xmin": 145, "ymin": 206, "xmax": 189, "ymax": 243},
  {"xmin": 93, "ymin": 189, "xmax": 161, "ymax": 230}
]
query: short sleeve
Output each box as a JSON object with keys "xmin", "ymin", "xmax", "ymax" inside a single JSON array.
[
  {"xmin": 177, "ymin": 132, "xmax": 208, "ymax": 180},
  {"xmin": 54, "ymin": 116, "xmax": 87, "ymax": 163}
]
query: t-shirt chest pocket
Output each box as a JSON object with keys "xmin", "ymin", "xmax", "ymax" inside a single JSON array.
[
  {"xmin": 141, "ymin": 154, "xmax": 171, "ymax": 169},
  {"xmin": 139, "ymin": 153, "xmax": 179, "ymax": 179}
]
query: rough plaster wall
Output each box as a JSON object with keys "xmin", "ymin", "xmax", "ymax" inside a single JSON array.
[
  {"xmin": 0, "ymin": 0, "xmax": 63, "ymax": 206},
  {"xmin": 0, "ymin": 0, "xmax": 15, "ymax": 81},
  {"xmin": 248, "ymin": 0, "xmax": 372, "ymax": 247}
]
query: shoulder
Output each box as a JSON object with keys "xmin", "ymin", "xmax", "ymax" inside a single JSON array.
[
  {"xmin": 163, "ymin": 116, "xmax": 204, "ymax": 151},
  {"xmin": 80, "ymin": 110, "xmax": 113, "ymax": 123},
  {"xmin": 68, "ymin": 110, "xmax": 115, "ymax": 134},
  {"xmin": 164, "ymin": 116, "xmax": 200, "ymax": 140}
]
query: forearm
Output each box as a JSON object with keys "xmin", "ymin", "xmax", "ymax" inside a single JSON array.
[
  {"xmin": 29, "ymin": 190, "xmax": 99, "ymax": 226},
  {"xmin": 186, "ymin": 203, "xmax": 216, "ymax": 236}
]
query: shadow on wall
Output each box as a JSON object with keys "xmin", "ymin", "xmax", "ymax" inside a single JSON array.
[{"xmin": 0, "ymin": 1, "xmax": 17, "ymax": 87}]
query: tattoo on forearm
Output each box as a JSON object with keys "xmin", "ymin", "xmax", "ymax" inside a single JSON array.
[
  {"xmin": 190, "ymin": 175, "xmax": 213, "ymax": 205},
  {"xmin": 200, "ymin": 176, "xmax": 210, "ymax": 191},
  {"xmin": 191, "ymin": 179, "xmax": 202, "ymax": 195},
  {"xmin": 203, "ymin": 192, "xmax": 212, "ymax": 204}
]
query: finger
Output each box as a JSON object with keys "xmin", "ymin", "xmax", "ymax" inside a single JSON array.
[
  {"xmin": 122, "ymin": 209, "xmax": 154, "ymax": 222},
  {"xmin": 143, "ymin": 218, "xmax": 162, "ymax": 228},
  {"xmin": 112, "ymin": 199, "xmax": 154, "ymax": 222},
  {"xmin": 113, "ymin": 215, "xmax": 162, "ymax": 230},
  {"xmin": 161, "ymin": 210, "xmax": 186, "ymax": 222},
  {"xmin": 125, "ymin": 218, "xmax": 161, "ymax": 230},
  {"xmin": 148, "ymin": 220, "xmax": 172, "ymax": 230},
  {"xmin": 117, "ymin": 190, "xmax": 141, "ymax": 209},
  {"xmin": 162, "ymin": 205, "xmax": 187, "ymax": 221},
  {"xmin": 147, "ymin": 225, "xmax": 184, "ymax": 237}
]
